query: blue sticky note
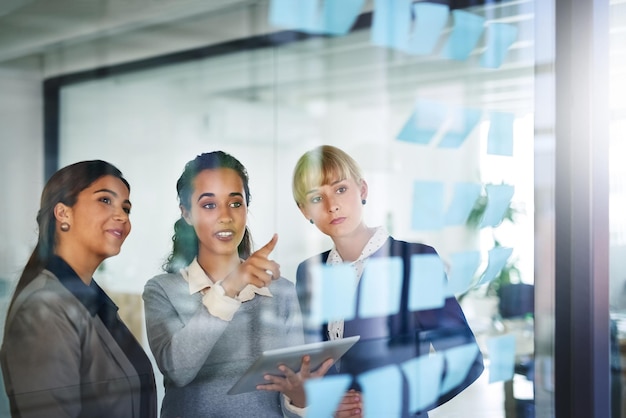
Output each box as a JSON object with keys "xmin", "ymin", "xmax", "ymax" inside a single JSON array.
[
  {"xmin": 477, "ymin": 246, "xmax": 513, "ymax": 286},
  {"xmin": 479, "ymin": 184, "xmax": 515, "ymax": 228},
  {"xmin": 440, "ymin": 343, "xmax": 480, "ymax": 394},
  {"xmin": 309, "ymin": 263, "xmax": 357, "ymax": 324},
  {"xmin": 437, "ymin": 107, "xmax": 481, "ymax": 148},
  {"xmin": 401, "ymin": 353, "xmax": 444, "ymax": 413},
  {"xmin": 487, "ymin": 112, "xmax": 515, "ymax": 156},
  {"xmin": 357, "ymin": 365, "xmax": 403, "ymax": 418},
  {"xmin": 371, "ymin": 0, "xmax": 412, "ymax": 50},
  {"xmin": 269, "ymin": 0, "xmax": 319, "ymax": 32},
  {"xmin": 305, "ymin": 375, "xmax": 352, "ymax": 418},
  {"xmin": 480, "ymin": 22, "xmax": 518, "ymax": 69},
  {"xmin": 445, "ymin": 251, "xmax": 481, "ymax": 296},
  {"xmin": 322, "ymin": 0, "xmax": 364, "ymax": 35},
  {"xmin": 441, "ymin": 9, "xmax": 485, "ymax": 61},
  {"xmin": 487, "ymin": 334, "xmax": 516, "ymax": 383},
  {"xmin": 359, "ymin": 257, "xmax": 403, "ymax": 318},
  {"xmin": 397, "ymin": 100, "xmax": 447, "ymax": 145},
  {"xmin": 408, "ymin": 254, "xmax": 446, "ymax": 311},
  {"xmin": 411, "ymin": 181, "xmax": 445, "ymax": 231},
  {"xmin": 405, "ymin": 2, "xmax": 449, "ymax": 55},
  {"xmin": 444, "ymin": 182, "xmax": 482, "ymax": 226}
]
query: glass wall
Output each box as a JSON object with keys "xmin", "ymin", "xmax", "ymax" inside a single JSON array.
[{"xmin": 43, "ymin": 0, "xmax": 540, "ymax": 416}]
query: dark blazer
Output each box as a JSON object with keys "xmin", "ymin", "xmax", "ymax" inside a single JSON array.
[{"xmin": 296, "ymin": 237, "xmax": 484, "ymax": 417}]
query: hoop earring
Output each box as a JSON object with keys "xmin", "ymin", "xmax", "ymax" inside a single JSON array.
[
  {"xmin": 309, "ymin": 219, "xmax": 314, "ymax": 224},
  {"xmin": 361, "ymin": 199, "xmax": 367, "ymax": 205},
  {"xmin": 60, "ymin": 222, "xmax": 70, "ymax": 232}
]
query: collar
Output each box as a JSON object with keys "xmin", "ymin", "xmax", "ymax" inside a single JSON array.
[
  {"xmin": 180, "ymin": 257, "xmax": 273, "ymax": 301},
  {"xmin": 46, "ymin": 255, "xmax": 115, "ymax": 317},
  {"xmin": 327, "ymin": 226, "xmax": 389, "ymax": 265}
]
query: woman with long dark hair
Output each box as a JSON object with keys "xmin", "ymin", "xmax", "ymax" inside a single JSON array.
[
  {"xmin": 1, "ymin": 160, "xmax": 157, "ymax": 418},
  {"xmin": 143, "ymin": 151, "xmax": 330, "ymax": 418}
]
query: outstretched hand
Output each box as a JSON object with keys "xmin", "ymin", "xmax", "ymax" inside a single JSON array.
[
  {"xmin": 256, "ymin": 355, "xmax": 335, "ymax": 408},
  {"xmin": 221, "ymin": 234, "xmax": 280, "ymax": 298}
]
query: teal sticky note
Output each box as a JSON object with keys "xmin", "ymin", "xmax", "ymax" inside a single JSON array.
[
  {"xmin": 322, "ymin": 0, "xmax": 364, "ymax": 35},
  {"xmin": 477, "ymin": 246, "xmax": 513, "ymax": 286},
  {"xmin": 371, "ymin": 0, "xmax": 412, "ymax": 50},
  {"xmin": 487, "ymin": 112, "xmax": 515, "ymax": 156},
  {"xmin": 396, "ymin": 100, "xmax": 447, "ymax": 145},
  {"xmin": 405, "ymin": 2, "xmax": 449, "ymax": 55},
  {"xmin": 440, "ymin": 343, "xmax": 480, "ymax": 394},
  {"xmin": 441, "ymin": 9, "xmax": 485, "ymax": 61},
  {"xmin": 411, "ymin": 181, "xmax": 445, "ymax": 231},
  {"xmin": 401, "ymin": 353, "xmax": 444, "ymax": 413},
  {"xmin": 269, "ymin": 0, "xmax": 319, "ymax": 32},
  {"xmin": 357, "ymin": 365, "xmax": 403, "ymax": 418},
  {"xmin": 309, "ymin": 263, "xmax": 357, "ymax": 324},
  {"xmin": 359, "ymin": 257, "xmax": 403, "ymax": 318},
  {"xmin": 408, "ymin": 254, "xmax": 446, "ymax": 311},
  {"xmin": 479, "ymin": 184, "xmax": 515, "ymax": 228},
  {"xmin": 487, "ymin": 334, "xmax": 516, "ymax": 383},
  {"xmin": 437, "ymin": 107, "xmax": 481, "ymax": 148},
  {"xmin": 445, "ymin": 251, "xmax": 481, "ymax": 296},
  {"xmin": 480, "ymin": 22, "xmax": 518, "ymax": 69},
  {"xmin": 444, "ymin": 182, "xmax": 482, "ymax": 226},
  {"xmin": 305, "ymin": 375, "xmax": 352, "ymax": 418}
]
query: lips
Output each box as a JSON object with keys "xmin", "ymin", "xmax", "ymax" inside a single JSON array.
[
  {"xmin": 107, "ymin": 229, "xmax": 125, "ymax": 239},
  {"xmin": 215, "ymin": 230, "xmax": 235, "ymax": 240},
  {"xmin": 330, "ymin": 217, "xmax": 346, "ymax": 225}
]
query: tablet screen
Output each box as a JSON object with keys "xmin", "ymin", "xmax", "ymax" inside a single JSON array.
[{"xmin": 227, "ymin": 335, "xmax": 360, "ymax": 395}]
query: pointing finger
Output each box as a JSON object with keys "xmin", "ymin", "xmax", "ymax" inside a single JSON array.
[{"xmin": 255, "ymin": 233, "xmax": 278, "ymax": 258}]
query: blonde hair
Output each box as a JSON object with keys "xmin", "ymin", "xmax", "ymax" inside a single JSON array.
[{"xmin": 292, "ymin": 145, "xmax": 363, "ymax": 207}]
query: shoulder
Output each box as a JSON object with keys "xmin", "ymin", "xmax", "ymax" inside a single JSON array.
[
  {"xmin": 296, "ymin": 251, "xmax": 331, "ymax": 273},
  {"xmin": 385, "ymin": 237, "xmax": 438, "ymax": 256},
  {"xmin": 144, "ymin": 272, "xmax": 183, "ymax": 289},
  {"xmin": 269, "ymin": 277, "xmax": 296, "ymax": 293}
]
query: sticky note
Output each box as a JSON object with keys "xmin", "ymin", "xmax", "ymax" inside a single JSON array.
[
  {"xmin": 309, "ymin": 263, "xmax": 357, "ymax": 324},
  {"xmin": 269, "ymin": 0, "xmax": 363, "ymax": 36},
  {"xmin": 445, "ymin": 251, "xmax": 481, "ymax": 296},
  {"xmin": 487, "ymin": 112, "xmax": 515, "ymax": 156},
  {"xmin": 305, "ymin": 375, "xmax": 352, "ymax": 418},
  {"xmin": 269, "ymin": 0, "xmax": 319, "ymax": 32},
  {"xmin": 405, "ymin": 2, "xmax": 449, "ymax": 55},
  {"xmin": 479, "ymin": 184, "xmax": 515, "ymax": 228},
  {"xmin": 437, "ymin": 107, "xmax": 481, "ymax": 148},
  {"xmin": 487, "ymin": 334, "xmax": 516, "ymax": 383},
  {"xmin": 322, "ymin": 0, "xmax": 364, "ymax": 35},
  {"xmin": 480, "ymin": 22, "xmax": 518, "ymax": 69},
  {"xmin": 401, "ymin": 353, "xmax": 444, "ymax": 413},
  {"xmin": 408, "ymin": 254, "xmax": 446, "ymax": 311},
  {"xmin": 441, "ymin": 9, "xmax": 485, "ymax": 61},
  {"xmin": 357, "ymin": 365, "xmax": 403, "ymax": 418},
  {"xmin": 397, "ymin": 100, "xmax": 447, "ymax": 145},
  {"xmin": 477, "ymin": 246, "xmax": 513, "ymax": 286},
  {"xmin": 411, "ymin": 181, "xmax": 445, "ymax": 231},
  {"xmin": 371, "ymin": 0, "xmax": 412, "ymax": 50},
  {"xmin": 359, "ymin": 257, "xmax": 403, "ymax": 318},
  {"xmin": 440, "ymin": 343, "xmax": 480, "ymax": 394},
  {"xmin": 444, "ymin": 182, "xmax": 482, "ymax": 226}
]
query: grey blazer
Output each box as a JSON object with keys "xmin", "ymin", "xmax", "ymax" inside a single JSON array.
[{"xmin": 1, "ymin": 269, "xmax": 147, "ymax": 418}]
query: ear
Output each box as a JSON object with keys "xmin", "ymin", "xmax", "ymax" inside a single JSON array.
[
  {"xmin": 180, "ymin": 205, "xmax": 193, "ymax": 226},
  {"xmin": 53, "ymin": 202, "xmax": 72, "ymax": 224},
  {"xmin": 359, "ymin": 179, "xmax": 369, "ymax": 201},
  {"xmin": 297, "ymin": 203, "xmax": 311, "ymax": 221}
]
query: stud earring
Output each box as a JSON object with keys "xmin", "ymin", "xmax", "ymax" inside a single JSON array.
[
  {"xmin": 309, "ymin": 219, "xmax": 314, "ymax": 224},
  {"xmin": 60, "ymin": 222, "xmax": 70, "ymax": 232},
  {"xmin": 362, "ymin": 199, "xmax": 367, "ymax": 205}
]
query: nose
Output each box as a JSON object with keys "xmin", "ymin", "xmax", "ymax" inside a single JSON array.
[
  {"xmin": 218, "ymin": 206, "xmax": 233, "ymax": 223},
  {"xmin": 113, "ymin": 206, "xmax": 129, "ymax": 223},
  {"xmin": 326, "ymin": 196, "xmax": 339, "ymax": 213}
]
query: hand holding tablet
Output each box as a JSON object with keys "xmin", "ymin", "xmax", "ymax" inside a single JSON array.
[{"xmin": 228, "ymin": 335, "xmax": 361, "ymax": 395}]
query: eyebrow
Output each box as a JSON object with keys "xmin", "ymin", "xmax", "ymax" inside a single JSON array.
[
  {"xmin": 94, "ymin": 188, "xmax": 132, "ymax": 206},
  {"xmin": 305, "ymin": 179, "xmax": 346, "ymax": 196},
  {"xmin": 197, "ymin": 192, "xmax": 244, "ymax": 202}
]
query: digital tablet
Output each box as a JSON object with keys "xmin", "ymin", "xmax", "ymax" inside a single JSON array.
[{"xmin": 227, "ymin": 335, "xmax": 360, "ymax": 395}]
